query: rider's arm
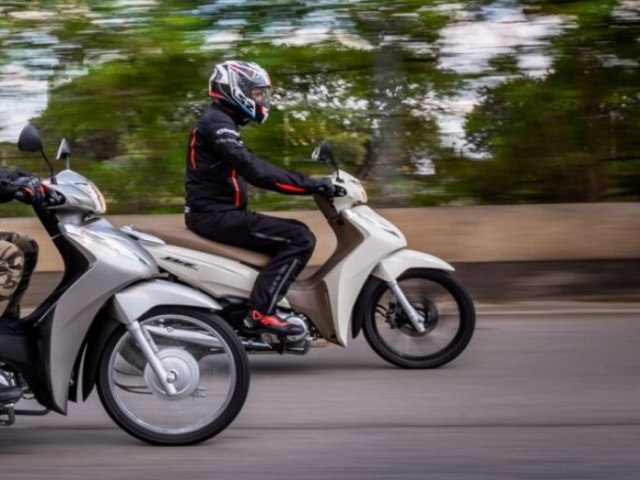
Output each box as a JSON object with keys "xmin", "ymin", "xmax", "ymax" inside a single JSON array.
[
  {"xmin": 210, "ymin": 126, "xmax": 322, "ymax": 195},
  {"xmin": 0, "ymin": 183, "xmax": 13, "ymax": 203},
  {"xmin": 0, "ymin": 168, "xmax": 30, "ymax": 203},
  {"xmin": 0, "ymin": 168, "xmax": 48, "ymax": 205}
]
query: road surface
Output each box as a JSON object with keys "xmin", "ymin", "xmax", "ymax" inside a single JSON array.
[{"xmin": 1, "ymin": 305, "xmax": 639, "ymax": 480}]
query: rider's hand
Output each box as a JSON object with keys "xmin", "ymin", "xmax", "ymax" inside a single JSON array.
[
  {"xmin": 11, "ymin": 176, "xmax": 47, "ymax": 205},
  {"xmin": 313, "ymin": 178, "xmax": 336, "ymax": 199}
]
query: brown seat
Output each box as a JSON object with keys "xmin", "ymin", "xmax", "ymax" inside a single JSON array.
[{"xmin": 138, "ymin": 227, "xmax": 271, "ymax": 268}]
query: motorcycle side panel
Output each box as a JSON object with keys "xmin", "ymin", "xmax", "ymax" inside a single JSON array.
[
  {"xmin": 143, "ymin": 243, "xmax": 291, "ymax": 307},
  {"xmin": 371, "ymin": 249, "xmax": 455, "ymax": 282}
]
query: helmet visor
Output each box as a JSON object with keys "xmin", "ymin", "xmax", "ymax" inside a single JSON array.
[{"xmin": 251, "ymin": 86, "xmax": 272, "ymax": 109}]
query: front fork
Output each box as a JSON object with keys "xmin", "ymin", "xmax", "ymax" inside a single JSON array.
[
  {"xmin": 387, "ymin": 280, "xmax": 426, "ymax": 334},
  {"xmin": 126, "ymin": 321, "xmax": 178, "ymax": 396}
]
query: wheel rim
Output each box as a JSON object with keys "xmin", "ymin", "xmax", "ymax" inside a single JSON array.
[
  {"xmin": 373, "ymin": 276, "xmax": 463, "ymax": 359},
  {"xmin": 107, "ymin": 314, "xmax": 237, "ymax": 435}
]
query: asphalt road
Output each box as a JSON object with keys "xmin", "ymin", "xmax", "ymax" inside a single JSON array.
[{"xmin": 2, "ymin": 306, "xmax": 640, "ymax": 480}]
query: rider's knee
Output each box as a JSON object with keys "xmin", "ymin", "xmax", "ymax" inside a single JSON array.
[{"xmin": 298, "ymin": 226, "xmax": 316, "ymax": 252}]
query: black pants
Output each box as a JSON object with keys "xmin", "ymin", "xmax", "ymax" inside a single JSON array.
[{"xmin": 186, "ymin": 210, "xmax": 316, "ymax": 314}]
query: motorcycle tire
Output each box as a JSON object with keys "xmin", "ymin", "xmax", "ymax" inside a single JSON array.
[
  {"xmin": 361, "ymin": 269, "xmax": 475, "ymax": 369},
  {"xmin": 97, "ymin": 307, "xmax": 249, "ymax": 446}
]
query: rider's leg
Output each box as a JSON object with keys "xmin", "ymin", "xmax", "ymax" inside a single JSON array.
[
  {"xmin": 186, "ymin": 210, "xmax": 315, "ymax": 335},
  {"xmin": 242, "ymin": 214, "xmax": 315, "ymax": 314}
]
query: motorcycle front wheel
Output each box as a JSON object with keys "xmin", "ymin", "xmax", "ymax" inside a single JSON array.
[
  {"xmin": 361, "ymin": 269, "xmax": 475, "ymax": 369},
  {"xmin": 97, "ymin": 307, "xmax": 249, "ymax": 446}
]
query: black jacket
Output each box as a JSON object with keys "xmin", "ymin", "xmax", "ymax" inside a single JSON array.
[
  {"xmin": 185, "ymin": 104, "xmax": 321, "ymax": 213},
  {"xmin": 0, "ymin": 167, "xmax": 29, "ymax": 203}
]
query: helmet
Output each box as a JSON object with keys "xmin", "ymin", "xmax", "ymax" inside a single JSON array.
[{"xmin": 209, "ymin": 60, "xmax": 272, "ymax": 124}]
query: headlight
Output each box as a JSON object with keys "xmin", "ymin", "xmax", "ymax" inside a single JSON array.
[{"xmin": 87, "ymin": 183, "xmax": 107, "ymax": 214}]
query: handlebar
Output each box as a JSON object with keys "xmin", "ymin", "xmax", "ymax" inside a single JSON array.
[{"xmin": 14, "ymin": 187, "xmax": 65, "ymax": 207}]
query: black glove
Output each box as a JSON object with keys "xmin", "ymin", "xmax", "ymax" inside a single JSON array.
[
  {"xmin": 11, "ymin": 176, "xmax": 46, "ymax": 205},
  {"xmin": 313, "ymin": 178, "xmax": 336, "ymax": 199}
]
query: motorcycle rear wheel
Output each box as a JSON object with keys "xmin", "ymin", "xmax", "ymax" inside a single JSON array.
[
  {"xmin": 97, "ymin": 307, "xmax": 249, "ymax": 445},
  {"xmin": 361, "ymin": 269, "xmax": 475, "ymax": 369}
]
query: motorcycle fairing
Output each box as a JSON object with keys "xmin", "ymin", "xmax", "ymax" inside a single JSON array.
[
  {"xmin": 3, "ymin": 219, "xmax": 159, "ymax": 414},
  {"xmin": 287, "ymin": 205, "xmax": 408, "ymax": 346},
  {"xmin": 50, "ymin": 220, "xmax": 160, "ymax": 412}
]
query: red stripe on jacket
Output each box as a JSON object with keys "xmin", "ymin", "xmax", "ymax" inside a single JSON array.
[
  {"xmin": 189, "ymin": 128, "xmax": 198, "ymax": 170},
  {"xmin": 275, "ymin": 183, "xmax": 306, "ymax": 194},
  {"xmin": 231, "ymin": 169, "xmax": 241, "ymax": 206}
]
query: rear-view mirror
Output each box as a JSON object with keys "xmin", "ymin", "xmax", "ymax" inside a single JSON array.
[
  {"xmin": 312, "ymin": 141, "xmax": 334, "ymax": 164},
  {"xmin": 17, "ymin": 124, "xmax": 44, "ymax": 152}
]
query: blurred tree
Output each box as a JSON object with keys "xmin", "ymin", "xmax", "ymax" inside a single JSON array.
[
  {"xmin": 460, "ymin": 0, "xmax": 640, "ymax": 203},
  {"xmin": 0, "ymin": 0, "xmax": 638, "ymax": 216}
]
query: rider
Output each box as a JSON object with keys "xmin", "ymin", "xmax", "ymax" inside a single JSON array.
[
  {"xmin": 184, "ymin": 60, "xmax": 334, "ymax": 336},
  {"xmin": 0, "ymin": 167, "xmax": 46, "ymax": 401}
]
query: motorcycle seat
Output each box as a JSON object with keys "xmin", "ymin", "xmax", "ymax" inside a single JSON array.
[{"xmin": 137, "ymin": 227, "xmax": 271, "ymax": 268}]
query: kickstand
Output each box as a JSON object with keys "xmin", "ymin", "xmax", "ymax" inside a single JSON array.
[
  {"xmin": 274, "ymin": 337, "xmax": 286, "ymax": 354},
  {"xmin": 0, "ymin": 404, "xmax": 16, "ymax": 426}
]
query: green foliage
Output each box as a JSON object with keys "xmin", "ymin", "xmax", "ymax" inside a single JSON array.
[
  {"xmin": 461, "ymin": 0, "xmax": 640, "ymax": 203},
  {"xmin": 0, "ymin": 0, "xmax": 638, "ymax": 215}
]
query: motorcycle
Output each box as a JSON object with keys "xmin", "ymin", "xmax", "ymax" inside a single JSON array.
[
  {"xmin": 0, "ymin": 125, "xmax": 250, "ymax": 445},
  {"xmin": 124, "ymin": 141, "xmax": 475, "ymax": 369}
]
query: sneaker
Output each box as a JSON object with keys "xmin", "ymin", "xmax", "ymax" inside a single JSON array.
[{"xmin": 243, "ymin": 309, "xmax": 304, "ymax": 336}]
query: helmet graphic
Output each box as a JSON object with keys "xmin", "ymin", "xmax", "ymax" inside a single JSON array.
[{"xmin": 209, "ymin": 60, "xmax": 272, "ymax": 124}]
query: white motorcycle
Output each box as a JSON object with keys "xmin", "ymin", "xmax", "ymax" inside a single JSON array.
[
  {"xmin": 1, "ymin": 125, "xmax": 249, "ymax": 445},
  {"xmin": 124, "ymin": 142, "xmax": 475, "ymax": 369}
]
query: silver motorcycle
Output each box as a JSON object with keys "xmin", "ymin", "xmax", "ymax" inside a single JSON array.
[{"xmin": 0, "ymin": 125, "xmax": 249, "ymax": 445}]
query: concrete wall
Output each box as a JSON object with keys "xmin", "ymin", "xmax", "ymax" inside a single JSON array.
[{"xmin": 1, "ymin": 202, "xmax": 639, "ymax": 272}]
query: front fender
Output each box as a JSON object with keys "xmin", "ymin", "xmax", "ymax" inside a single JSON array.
[
  {"xmin": 81, "ymin": 279, "xmax": 221, "ymax": 400},
  {"xmin": 108, "ymin": 278, "xmax": 221, "ymax": 325},
  {"xmin": 371, "ymin": 249, "xmax": 454, "ymax": 282},
  {"xmin": 351, "ymin": 250, "xmax": 454, "ymax": 339}
]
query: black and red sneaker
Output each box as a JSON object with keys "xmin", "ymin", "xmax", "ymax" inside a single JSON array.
[{"xmin": 243, "ymin": 309, "xmax": 304, "ymax": 336}]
